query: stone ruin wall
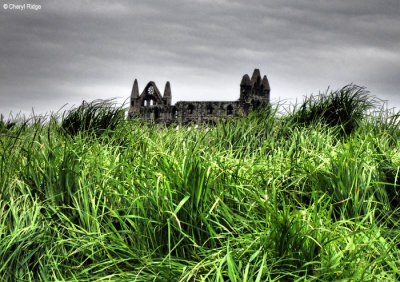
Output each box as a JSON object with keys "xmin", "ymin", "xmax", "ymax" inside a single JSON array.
[{"xmin": 128, "ymin": 69, "xmax": 270, "ymax": 125}]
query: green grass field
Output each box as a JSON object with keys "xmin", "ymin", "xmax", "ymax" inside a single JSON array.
[{"xmin": 1, "ymin": 85, "xmax": 400, "ymax": 281}]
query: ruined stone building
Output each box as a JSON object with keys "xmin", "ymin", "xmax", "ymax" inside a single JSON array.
[{"xmin": 128, "ymin": 69, "xmax": 270, "ymax": 125}]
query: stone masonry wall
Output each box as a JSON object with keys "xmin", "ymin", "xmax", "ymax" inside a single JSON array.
[{"xmin": 128, "ymin": 69, "xmax": 270, "ymax": 125}]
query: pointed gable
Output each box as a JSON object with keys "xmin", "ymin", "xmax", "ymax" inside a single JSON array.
[
  {"xmin": 131, "ymin": 79, "xmax": 139, "ymax": 99},
  {"xmin": 250, "ymin": 69, "xmax": 261, "ymax": 86},
  {"xmin": 261, "ymin": 75, "xmax": 270, "ymax": 90},
  {"xmin": 140, "ymin": 81, "xmax": 164, "ymax": 104},
  {"xmin": 240, "ymin": 74, "xmax": 251, "ymax": 86},
  {"xmin": 163, "ymin": 81, "xmax": 171, "ymax": 97}
]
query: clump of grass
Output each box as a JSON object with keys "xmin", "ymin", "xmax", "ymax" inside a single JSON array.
[
  {"xmin": 60, "ymin": 99, "xmax": 125, "ymax": 137},
  {"xmin": 0, "ymin": 114, "xmax": 16, "ymax": 132},
  {"xmin": 291, "ymin": 84, "xmax": 376, "ymax": 135}
]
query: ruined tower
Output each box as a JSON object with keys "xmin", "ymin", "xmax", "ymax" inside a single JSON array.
[
  {"xmin": 239, "ymin": 69, "xmax": 270, "ymax": 112},
  {"xmin": 130, "ymin": 79, "xmax": 139, "ymax": 109},
  {"xmin": 163, "ymin": 81, "xmax": 171, "ymax": 106}
]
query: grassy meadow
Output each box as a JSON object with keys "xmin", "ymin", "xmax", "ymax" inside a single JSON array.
[{"xmin": 1, "ymin": 85, "xmax": 400, "ymax": 280}]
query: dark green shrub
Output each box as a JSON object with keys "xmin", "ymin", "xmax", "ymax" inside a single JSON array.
[
  {"xmin": 291, "ymin": 84, "xmax": 376, "ymax": 135},
  {"xmin": 0, "ymin": 114, "xmax": 16, "ymax": 132},
  {"xmin": 60, "ymin": 99, "xmax": 125, "ymax": 137}
]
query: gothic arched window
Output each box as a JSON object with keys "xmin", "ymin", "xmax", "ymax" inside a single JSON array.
[
  {"xmin": 227, "ymin": 105, "xmax": 233, "ymax": 115},
  {"xmin": 172, "ymin": 107, "xmax": 178, "ymax": 119},
  {"xmin": 188, "ymin": 104, "xmax": 195, "ymax": 114},
  {"xmin": 154, "ymin": 108, "xmax": 159, "ymax": 120},
  {"xmin": 207, "ymin": 105, "xmax": 213, "ymax": 115}
]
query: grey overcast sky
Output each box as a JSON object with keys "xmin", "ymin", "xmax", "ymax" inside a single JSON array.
[{"xmin": 1, "ymin": 0, "xmax": 400, "ymax": 117}]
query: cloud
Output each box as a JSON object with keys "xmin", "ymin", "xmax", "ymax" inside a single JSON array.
[{"xmin": 0, "ymin": 0, "xmax": 399, "ymax": 116}]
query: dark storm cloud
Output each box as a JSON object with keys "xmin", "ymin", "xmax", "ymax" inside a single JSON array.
[{"xmin": 0, "ymin": 0, "xmax": 399, "ymax": 116}]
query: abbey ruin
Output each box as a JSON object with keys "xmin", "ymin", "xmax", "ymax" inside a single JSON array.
[{"xmin": 128, "ymin": 69, "xmax": 270, "ymax": 124}]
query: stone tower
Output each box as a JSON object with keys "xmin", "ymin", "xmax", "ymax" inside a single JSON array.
[
  {"xmin": 240, "ymin": 69, "xmax": 270, "ymax": 111},
  {"xmin": 163, "ymin": 81, "xmax": 171, "ymax": 106},
  {"xmin": 130, "ymin": 79, "xmax": 139, "ymax": 109}
]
